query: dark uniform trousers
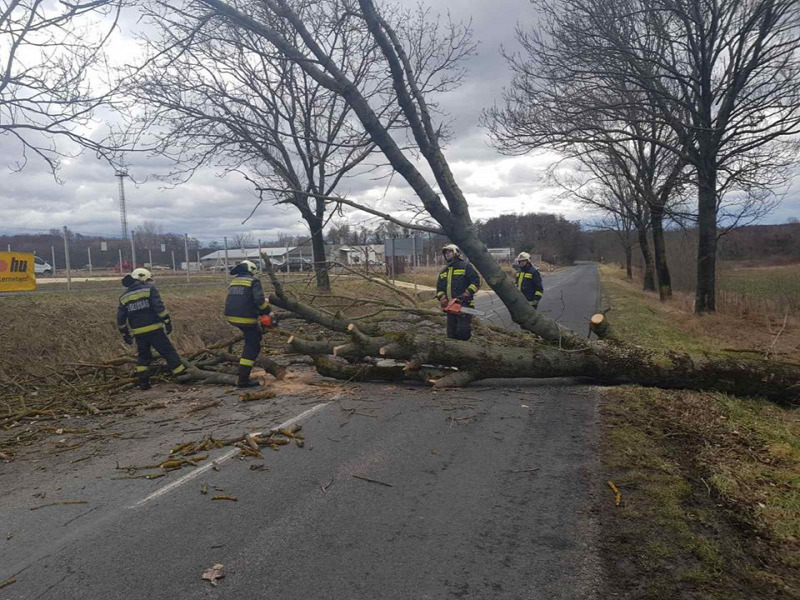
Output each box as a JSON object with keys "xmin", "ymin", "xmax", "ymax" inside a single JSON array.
[
  {"xmin": 135, "ymin": 330, "xmax": 185, "ymax": 384},
  {"xmin": 446, "ymin": 313, "xmax": 473, "ymax": 341},
  {"xmin": 236, "ymin": 325, "xmax": 263, "ymax": 369}
]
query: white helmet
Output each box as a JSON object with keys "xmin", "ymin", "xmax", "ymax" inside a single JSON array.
[
  {"xmin": 441, "ymin": 244, "xmax": 461, "ymax": 257},
  {"xmin": 516, "ymin": 252, "xmax": 531, "ymax": 263},
  {"xmin": 131, "ymin": 268, "xmax": 153, "ymax": 282},
  {"xmin": 239, "ymin": 260, "xmax": 258, "ymax": 274}
]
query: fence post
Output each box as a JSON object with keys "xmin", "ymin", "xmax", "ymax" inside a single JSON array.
[
  {"xmin": 62, "ymin": 226, "xmax": 72, "ymax": 291},
  {"xmin": 51, "ymin": 245, "xmax": 57, "ymax": 276},
  {"xmin": 184, "ymin": 234, "xmax": 190, "ymax": 282},
  {"xmin": 130, "ymin": 230, "xmax": 137, "ymax": 267},
  {"xmin": 171, "ymin": 249, "xmax": 176, "ymax": 273},
  {"xmin": 224, "ymin": 236, "xmax": 230, "ymax": 283},
  {"xmin": 148, "ymin": 248, "xmax": 153, "ymax": 268},
  {"xmin": 118, "ymin": 248, "xmax": 123, "ymax": 274},
  {"xmin": 87, "ymin": 246, "xmax": 92, "ymax": 275}
]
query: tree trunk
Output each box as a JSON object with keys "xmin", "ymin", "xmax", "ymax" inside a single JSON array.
[
  {"xmin": 696, "ymin": 162, "xmax": 717, "ymax": 313},
  {"xmin": 289, "ymin": 329, "xmax": 800, "ymax": 402},
  {"xmin": 304, "ymin": 214, "xmax": 331, "ymax": 292},
  {"xmin": 650, "ymin": 206, "xmax": 672, "ymax": 300},
  {"xmin": 636, "ymin": 225, "xmax": 656, "ymax": 291},
  {"xmin": 624, "ymin": 244, "xmax": 633, "ymax": 279}
]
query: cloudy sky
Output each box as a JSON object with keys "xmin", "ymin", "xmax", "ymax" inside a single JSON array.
[{"xmin": 1, "ymin": 0, "xmax": 797, "ymax": 245}]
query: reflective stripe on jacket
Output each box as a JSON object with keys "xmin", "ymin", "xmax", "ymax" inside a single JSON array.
[
  {"xmin": 515, "ymin": 264, "xmax": 544, "ymax": 302},
  {"xmin": 224, "ymin": 275, "xmax": 270, "ymax": 326},
  {"xmin": 435, "ymin": 258, "xmax": 480, "ymax": 306},
  {"xmin": 116, "ymin": 282, "xmax": 169, "ymax": 336}
]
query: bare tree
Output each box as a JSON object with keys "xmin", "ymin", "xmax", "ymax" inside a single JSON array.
[
  {"xmin": 232, "ymin": 233, "xmax": 255, "ymax": 251},
  {"xmin": 0, "ymin": 0, "xmax": 121, "ymax": 175},
  {"xmin": 488, "ymin": 0, "xmax": 800, "ymax": 313}
]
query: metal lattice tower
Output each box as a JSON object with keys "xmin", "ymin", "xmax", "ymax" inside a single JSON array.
[{"xmin": 115, "ymin": 170, "xmax": 129, "ymax": 240}]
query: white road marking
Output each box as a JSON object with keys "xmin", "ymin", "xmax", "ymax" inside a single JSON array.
[{"xmin": 129, "ymin": 402, "xmax": 329, "ymax": 508}]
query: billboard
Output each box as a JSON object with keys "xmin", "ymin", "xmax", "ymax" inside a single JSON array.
[{"xmin": 0, "ymin": 252, "xmax": 36, "ymax": 292}]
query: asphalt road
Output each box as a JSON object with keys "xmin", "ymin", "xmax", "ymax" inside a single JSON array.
[{"xmin": 2, "ymin": 264, "xmax": 605, "ymax": 600}]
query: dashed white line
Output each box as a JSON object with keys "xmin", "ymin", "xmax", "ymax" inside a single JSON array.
[{"xmin": 129, "ymin": 402, "xmax": 329, "ymax": 508}]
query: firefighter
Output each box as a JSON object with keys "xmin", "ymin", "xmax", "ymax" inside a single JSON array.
[
  {"xmin": 224, "ymin": 260, "xmax": 276, "ymax": 387},
  {"xmin": 515, "ymin": 252, "xmax": 544, "ymax": 309},
  {"xmin": 435, "ymin": 244, "xmax": 480, "ymax": 340},
  {"xmin": 116, "ymin": 268, "xmax": 186, "ymax": 390}
]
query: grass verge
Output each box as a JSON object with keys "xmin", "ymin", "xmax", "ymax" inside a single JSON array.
[{"xmin": 598, "ymin": 266, "xmax": 800, "ymax": 599}]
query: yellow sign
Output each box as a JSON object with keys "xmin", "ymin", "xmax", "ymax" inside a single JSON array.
[{"xmin": 0, "ymin": 252, "xmax": 36, "ymax": 292}]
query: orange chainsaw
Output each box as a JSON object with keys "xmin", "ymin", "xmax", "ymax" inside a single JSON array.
[{"xmin": 442, "ymin": 299, "xmax": 485, "ymax": 316}]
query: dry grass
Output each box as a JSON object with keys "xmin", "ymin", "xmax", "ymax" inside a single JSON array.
[
  {"xmin": 600, "ymin": 264, "xmax": 800, "ymax": 362},
  {"xmin": 598, "ymin": 265, "xmax": 800, "ymax": 599}
]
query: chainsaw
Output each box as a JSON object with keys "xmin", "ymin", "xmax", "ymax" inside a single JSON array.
[{"xmin": 442, "ymin": 299, "xmax": 485, "ymax": 316}]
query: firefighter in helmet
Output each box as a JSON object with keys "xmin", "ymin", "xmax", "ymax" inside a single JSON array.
[
  {"xmin": 435, "ymin": 244, "xmax": 480, "ymax": 340},
  {"xmin": 224, "ymin": 260, "xmax": 276, "ymax": 387},
  {"xmin": 515, "ymin": 252, "xmax": 544, "ymax": 309},
  {"xmin": 116, "ymin": 268, "xmax": 186, "ymax": 390}
]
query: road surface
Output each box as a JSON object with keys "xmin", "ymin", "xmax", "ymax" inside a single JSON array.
[{"xmin": 1, "ymin": 264, "xmax": 605, "ymax": 600}]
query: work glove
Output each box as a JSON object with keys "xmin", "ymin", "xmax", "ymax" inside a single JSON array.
[
  {"xmin": 122, "ymin": 332, "xmax": 133, "ymax": 345},
  {"xmin": 457, "ymin": 292, "xmax": 472, "ymax": 304},
  {"xmin": 529, "ymin": 300, "xmax": 539, "ymax": 310},
  {"xmin": 439, "ymin": 296, "xmax": 449, "ymax": 308},
  {"xmin": 163, "ymin": 318, "xmax": 173, "ymax": 335}
]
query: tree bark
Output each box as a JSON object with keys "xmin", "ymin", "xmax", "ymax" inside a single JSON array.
[
  {"xmin": 624, "ymin": 244, "xmax": 633, "ymax": 279},
  {"xmin": 636, "ymin": 225, "xmax": 656, "ymax": 292},
  {"xmin": 696, "ymin": 161, "xmax": 718, "ymax": 313},
  {"xmin": 305, "ymin": 214, "xmax": 331, "ymax": 292},
  {"xmin": 293, "ymin": 330, "xmax": 800, "ymax": 402},
  {"xmin": 650, "ymin": 206, "xmax": 672, "ymax": 300}
]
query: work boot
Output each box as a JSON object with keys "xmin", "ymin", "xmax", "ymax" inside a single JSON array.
[
  {"xmin": 138, "ymin": 378, "xmax": 151, "ymax": 391},
  {"xmin": 236, "ymin": 365, "xmax": 259, "ymax": 388}
]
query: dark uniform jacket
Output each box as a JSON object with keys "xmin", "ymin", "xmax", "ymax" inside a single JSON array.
[
  {"xmin": 436, "ymin": 258, "xmax": 480, "ymax": 306},
  {"xmin": 224, "ymin": 275, "xmax": 270, "ymax": 326},
  {"xmin": 515, "ymin": 263, "xmax": 544, "ymax": 302},
  {"xmin": 116, "ymin": 281, "xmax": 170, "ymax": 336}
]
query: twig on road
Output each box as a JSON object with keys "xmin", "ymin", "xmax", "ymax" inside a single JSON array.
[
  {"xmin": 30, "ymin": 500, "xmax": 88, "ymax": 510},
  {"xmin": 352, "ymin": 474, "xmax": 393, "ymax": 487}
]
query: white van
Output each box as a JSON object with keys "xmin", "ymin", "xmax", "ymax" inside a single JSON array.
[{"xmin": 34, "ymin": 255, "xmax": 53, "ymax": 276}]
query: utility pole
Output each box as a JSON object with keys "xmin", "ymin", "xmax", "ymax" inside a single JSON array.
[
  {"xmin": 115, "ymin": 170, "xmax": 129, "ymax": 240},
  {"xmin": 184, "ymin": 234, "xmax": 190, "ymax": 282},
  {"xmin": 130, "ymin": 230, "xmax": 137, "ymax": 267},
  {"xmin": 51, "ymin": 245, "xmax": 56, "ymax": 276},
  {"xmin": 62, "ymin": 226, "xmax": 72, "ymax": 291},
  {"xmin": 224, "ymin": 236, "xmax": 230, "ymax": 282}
]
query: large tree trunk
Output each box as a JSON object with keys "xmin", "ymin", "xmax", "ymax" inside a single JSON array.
[
  {"xmin": 650, "ymin": 206, "xmax": 672, "ymax": 300},
  {"xmin": 287, "ymin": 327, "xmax": 800, "ymax": 402},
  {"xmin": 303, "ymin": 213, "xmax": 331, "ymax": 292},
  {"xmin": 696, "ymin": 161, "xmax": 718, "ymax": 313},
  {"xmin": 636, "ymin": 225, "xmax": 657, "ymax": 292},
  {"xmin": 624, "ymin": 244, "xmax": 633, "ymax": 279}
]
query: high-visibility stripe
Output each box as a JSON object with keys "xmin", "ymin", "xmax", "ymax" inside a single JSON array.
[
  {"xmin": 517, "ymin": 273, "xmax": 523, "ymax": 291},
  {"xmin": 439, "ymin": 272, "xmax": 447, "ymax": 279},
  {"xmin": 524, "ymin": 273, "xmax": 533, "ymax": 279},
  {"xmin": 172, "ymin": 364, "xmax": 186, "ymax": 374},
  {"xmin": 158, "ymin": 311, "xmax": 169, "ymax": 319},
  {"xmin": 118, "ymin": 324, "xmax": 128, "ymax": 331},
  {"xmin": 239, "ymin": 358, "xmax": 255, "ymax": 367},
  {"xmin": 453, "ymin": 269, "xmax": 465, "ymax": 275},
  {"xmin": 121, "ymin": 290, "xmax": 151, "ymax": 304},
  {"xmin": 135, "ymin": 365, "xmax": 149, "ymax": 372},
  {"xmin": 229, "ymin": 279, "xmax": 253, "ymax": 287},
  {"xmin": 435, "ymin": 291, "xmax": 444, "ymax": 298},
  {"xmin": 226, "ymin": 316, "xmax": 258, "ymax": 325},
  {"xmin": 534, "ymin": 291, "xmax": 543, "ymax": 297},
  {"xmin": 446, "ymin": 267, "xmax": 453, "ymax": 299},
  {"xmin": 131, "ymin": 323, "xmax": 163, "ymax": 335},
  {"xmin": 468, "ymin": 284, "xmax": 478, "ymax": 292},
  {"xmin": 258, "ymin": 301, "xmax": 270, "ymax": 310}
]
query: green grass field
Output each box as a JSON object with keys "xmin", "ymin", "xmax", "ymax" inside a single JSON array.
[{"xmin": 718, "ymin": 264, "xmax": 800, "ymax": 316}]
